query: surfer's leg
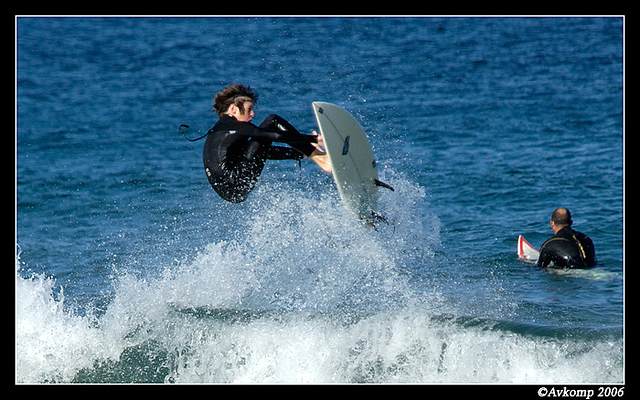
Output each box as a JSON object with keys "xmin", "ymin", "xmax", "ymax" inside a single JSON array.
[
  {"xmin": 260, "ymin": 116, "xmax": 331, "ymax": 173},
  {"xmin": 267, "ymin": 146, "xmax": 304, "ymax": 160},
  {"xmin": 260, "ymin": 114, "xmax": 314, "ymax": 156}
]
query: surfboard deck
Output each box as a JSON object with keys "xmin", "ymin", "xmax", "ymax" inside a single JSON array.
[
  {"xmin": 312, "ymin": 102, "xmax": 393, "ymax": 218},
  {"xmin": 517, "ymin": 235, "xmax": 540, "ymax": 263}
]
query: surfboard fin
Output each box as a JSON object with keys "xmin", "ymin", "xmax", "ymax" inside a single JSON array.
[{"xmin": 374, "ymin": 179, "xmax": 395, "ymax": 191}]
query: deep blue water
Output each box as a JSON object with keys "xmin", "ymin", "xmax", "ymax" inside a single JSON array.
[{"xmin": 16, "ymin": 17, "xmax": 623, "ymax": 383}]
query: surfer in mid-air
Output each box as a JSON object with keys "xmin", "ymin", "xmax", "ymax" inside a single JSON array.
[
  {"xmin": 537, "ymin": 208, "xmax": 596, "ymax": 268},
  {"xmin": 199, "ymin": 84, "xmax": 331, "ymax": 203}
]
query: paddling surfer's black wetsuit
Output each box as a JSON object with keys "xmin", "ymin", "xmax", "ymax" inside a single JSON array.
[
  {"xmin": 537, "ymin": 226, "xmax": 597, "ymax": 269},
  {"xmin": 203, "ymin": 114, "xmax": 318, "ymax": 203}
]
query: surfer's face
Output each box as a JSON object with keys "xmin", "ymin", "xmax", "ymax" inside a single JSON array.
[{"xmin": 229, "ymin": 102, "xmax": 254, "ymax": 122}]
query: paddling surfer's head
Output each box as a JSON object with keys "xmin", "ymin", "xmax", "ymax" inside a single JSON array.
[
  {"xmin": 213, "ymin": 84, "xmax": 258, "ymax": 122},
  {"xmin": 551, "ymin": 208, "xmax": 572, "ymax": 234}
]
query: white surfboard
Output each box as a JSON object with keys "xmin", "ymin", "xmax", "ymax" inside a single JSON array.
[
  {"xmin": 517, "ymin": 235, "xmax": 540, "ymax": 263},
  {"xmin": 312, "ymin": 102, "xmax": 393, "ymax": 218}
]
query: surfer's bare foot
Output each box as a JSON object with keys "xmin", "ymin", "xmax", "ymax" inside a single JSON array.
[
  {"xmin": 307, "ymin": 131, "xmax": 331, "ymax": 172},
  {"xmin": 308, "ymin": 146, "xmax": 332, "ymax": 173}
]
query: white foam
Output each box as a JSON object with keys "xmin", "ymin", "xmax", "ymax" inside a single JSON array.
[
  {"xmin": 15, "ymin": 175, "xmax": 622, "ymax": 383},
  {"xmin": 15, "ymin": 254, "xmax": 120, "ymax": 383},
  {"xmin": 156, "ymin": 310, "xmax": 623, "ymax": 383}
]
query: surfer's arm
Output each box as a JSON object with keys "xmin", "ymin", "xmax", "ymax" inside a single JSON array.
[
  {"xmin": 537, "ymin": 242, "xmax": 558, "ymax": 268},
  {"xmin": 536, "ymin": 251, "xmax": 549, "ymax": 268}
]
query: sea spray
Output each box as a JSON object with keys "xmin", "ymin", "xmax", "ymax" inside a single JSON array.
[
  {"xmin": 16, "ymin": 174, "xmax": 621, "ymax": 383},
  {"xmin": 16, "ymin": 253, "xmax": 118, "ymax": 383}
]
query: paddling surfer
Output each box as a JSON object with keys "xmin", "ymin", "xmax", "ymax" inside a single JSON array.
[
  {"xmin": 202, "ymin": 84, "xmax": 331, "ymax": 203},
  {"xmin": 537, "ymin": 208, "xmax": 596, "ymax": 268}
]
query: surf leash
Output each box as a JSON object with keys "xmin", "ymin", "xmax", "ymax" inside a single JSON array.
[{"xmin": 179, "ymin": 124, "xmax": 210, "ymax": 142}]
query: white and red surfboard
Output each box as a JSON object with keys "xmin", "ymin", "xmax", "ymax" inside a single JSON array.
[{"xmin": 517, "ymin": 235, "xmax": 540, "ymax": 263}]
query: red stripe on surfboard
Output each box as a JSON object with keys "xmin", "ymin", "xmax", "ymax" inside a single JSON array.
[{"xmin": 518, "ymin": 235, "xmax": 538, "ymax": 255}]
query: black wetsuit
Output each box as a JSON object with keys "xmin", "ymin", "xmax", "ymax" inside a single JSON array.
[
  {"xmin": 203, "ymin": 114, "xmax": 318, "ymax": 203},
  {"xmin": 537, "ymin": 226, "xmax": 596, "ymax": 268}
]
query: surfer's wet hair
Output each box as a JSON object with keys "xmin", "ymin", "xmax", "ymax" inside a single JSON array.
[{"xmin": 213, "ymin": 84, "xmax": 258, "ymax": 117}]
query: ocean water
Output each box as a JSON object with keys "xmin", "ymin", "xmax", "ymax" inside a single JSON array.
[{"xmin": 16, "ymin": 17, "xmax": 624, "ymax": 384}]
